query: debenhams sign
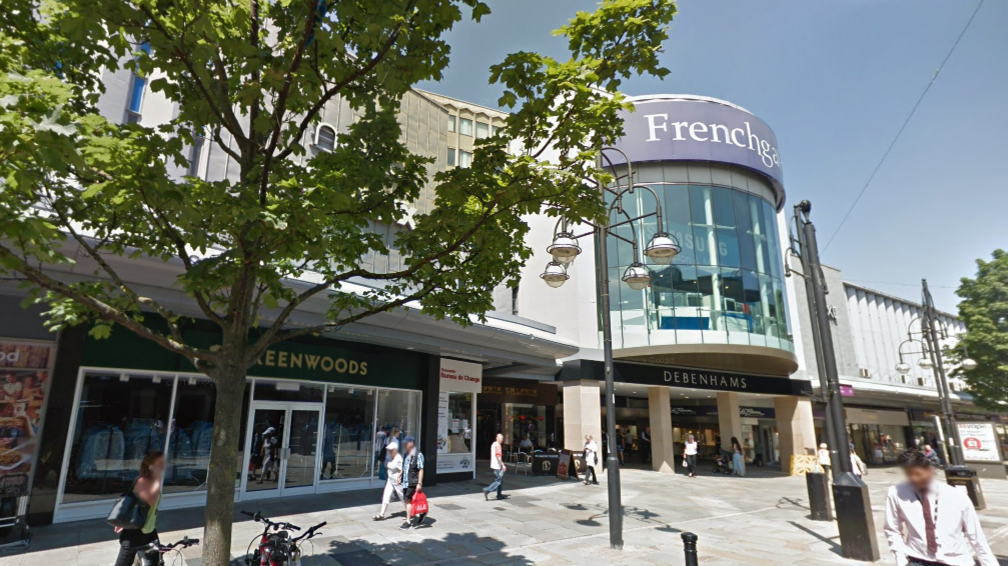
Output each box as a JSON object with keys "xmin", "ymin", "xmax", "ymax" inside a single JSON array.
[
  {"xmin": 607, "ymin": 360, "xmax": 810, "ymax": 396},
  {"xmin": 612, "ymin": 97, "xmax": 785, "ymax": 191},
  {"xmin": 664, "ymin": 370, "xmax": 746, "ymax": 390}
]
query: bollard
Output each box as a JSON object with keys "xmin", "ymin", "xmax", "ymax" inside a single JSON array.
[{"xmin": 681, "ymin": 532, "xmax": 698, "ymax": 566}]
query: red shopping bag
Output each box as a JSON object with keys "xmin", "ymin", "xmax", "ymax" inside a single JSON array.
[{"xmin": 412, "ymin": 490, "xmax": 429, "ymax": 515}]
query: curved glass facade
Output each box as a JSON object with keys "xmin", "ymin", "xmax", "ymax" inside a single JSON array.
[{"xmin": 607, "ymin": 183, "xmax": 793, "ymax": 352}]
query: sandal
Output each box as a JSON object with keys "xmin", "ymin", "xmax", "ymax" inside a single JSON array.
[{"xmin": 373, "ymin": 514, "xmax": 386, "ymax": 521}]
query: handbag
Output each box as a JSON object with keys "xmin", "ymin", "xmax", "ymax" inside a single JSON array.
[
  {"xmin": 106, "ymin": 480, "xmax": 149, "ymax": 530},
  {"xmin": 682, "ymin": 458, "xmax": 687, "ymax": 467},
  {"xmin": 412, "ymin": 490, "xmax": 429, "ymax": 515}
]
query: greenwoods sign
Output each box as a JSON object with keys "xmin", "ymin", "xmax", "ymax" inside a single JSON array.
[{"xmin": 82, "ymin": 326, "xmax": 425, "ymax": 390}]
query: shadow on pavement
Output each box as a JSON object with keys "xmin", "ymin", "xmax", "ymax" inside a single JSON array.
[
  {"xmin": 309, "ymin": 530, "xmax": 533, "ymax": 566},
  {"xmin": 788, "ymin": 520, "xmax": 842, "ymax": 557}
]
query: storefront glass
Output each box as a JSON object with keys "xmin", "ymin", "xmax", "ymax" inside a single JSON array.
[
  {"xmin": 373, "ymin": 389, "xmax": 422, "ymax": 479},
  {"xmin": 444, "ymin": 393, "xmax": 473, "ymax": 454},
  {"xmin": 63, "ymin": 372, "xmax": 173, "ymax": 504},
  {"xmin": 607, "ymin": 184, "xmax": 792, "ymax": 352},
  {"xmin": 165, "ymin": 377, "xmax": 215, "ymax": 495},
  {"xmin": 320, "ymin": 386, "xmax": 374, "ymax": 480},
  {"xmin": 505, "ymin": 404, "xmax": 545, "ymax": 450}
]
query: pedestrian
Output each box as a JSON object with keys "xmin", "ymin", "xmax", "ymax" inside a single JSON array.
[
  {"xmin": 113, "ymin": 451, "xmax": 164, "ymax": 566},
  {"xmin": 582, "ymin": 435, "xmax": 599, "ymax": 485},
  {"xmin": 884, "ymin": 449, "xmax": 997, "ymax": 566},
  {"xmin": 400, "ymin": 436, "xmax": 425, "ymax": 529},
  {"xmin": 257, "ymin": 427, "xmax": 278, "ymax": 483},
  {"xmin": 731, "ymin": 436, "xmax": 745, "ymax": 477},
  {"xmin": 624, "ymin": 430, "xmax": 634, "ymax": 462},
  {"xmin": 641, "ymin": 426, "xmax": 652, "ymax": 464},
  {"xmin": 923, "ymin": 444, "xmax": 941, "ymax": 467},
  {"xmin": 616, "ymin": 431, "xmax": 625, "ymax": 465},
  {"xmin": 484, "ymin": 433, "xmax": 507, "ymax": 501},
  {"xmin": 373, "ymin": 441, "xmax": 404, "ymax": 521},
  {"xmin": 851, "ymin": 449, "xmax": 867, "ymax": 477},
  {"xmin": 374, "ymin": 426, "xmax": 388, "ymax": 468},
  {"xmin": 463, "ymin": 425, "xmax": 472, "ymax": 451},
  {"xmin": 519, "ymin": 434, "xmax": 533, "ymax": 453},
  {"xmin": 817, "ymin": 442, "xmax": 831, "ymax": 475},
  {"xmin": 683, "ymin": 433, "xmax": 698, "ymax": 478}
]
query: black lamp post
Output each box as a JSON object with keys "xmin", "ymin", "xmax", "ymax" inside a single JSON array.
[
  {"xmin": 895, "ymin": 280, "xmax": 985, "ymax": 508},
  {"xmin": 788, "ymin": 200, "xmax": 879, "ymax": 561},
  {"xmin": 540, "ymin": 147, "xmax": 681, "ymax": 550}
]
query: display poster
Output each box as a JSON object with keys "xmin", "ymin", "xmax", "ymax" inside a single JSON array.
[
  {"xmin": 435, "ymin": 391, "xmax": 474, "ymax": 475},
  {"xmin": 0, "ymin": 339, "xmax": 55, "ymax": 497},
  {"xmin": 557, "ymin": 449, "xmax": 579, "ymax": 480},
  {"xmin": 959, "ymin": 422, "xmax": 1002, "ymax": 463}
]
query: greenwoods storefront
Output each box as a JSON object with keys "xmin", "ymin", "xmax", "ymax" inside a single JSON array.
[{"xmin": 28, "ymin": 323, "xmax": 439, "ymax": 525}]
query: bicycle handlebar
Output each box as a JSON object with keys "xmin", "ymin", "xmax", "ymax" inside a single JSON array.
[
  {"xmin": 292, "ymin": 521, "xmax": 326, "ymax": 543},
  {"xmin": 240, "ymin": 510, "xmax": 301, "ymax": 531},
  {"xmin": 148, "ymin": 536, "xmax": 201, "ymax": 553}
]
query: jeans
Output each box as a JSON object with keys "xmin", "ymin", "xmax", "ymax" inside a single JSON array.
[
  {"xmin": 732, "ymin": 452, "xmax": 746, "ymax": 476},
  {"xmin": 485, "ymin": 468, "xmax": 504, "ymax": 498},
  {"xmin": 114, "ymin": 529, "xmax": 158, "ymax": 566},
  {"xmin": 686, "ymin": 454, "xmax": 697, "ymax": 476}
]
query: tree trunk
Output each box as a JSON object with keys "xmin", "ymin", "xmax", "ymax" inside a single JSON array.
[{"xmin": 201, "ymin": 364, "xmax": 247, "ymax": 566}]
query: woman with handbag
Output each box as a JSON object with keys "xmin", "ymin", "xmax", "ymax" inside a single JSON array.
[
  {"xmin": 683, "ymin": 434, "xmax": 698, "ymax": 478},
  {"xmin": 112, "ymin": 450, "xmax": 165, "ymax": 566}
]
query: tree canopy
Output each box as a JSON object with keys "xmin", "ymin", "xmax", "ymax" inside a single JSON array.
[
  {"xmin": 955, "ymin": 249, "xmax": 1008, "ymax": 410},
  {"xmin": 0, "ymin": 0, "xmax": 677, "ymax": 563}
]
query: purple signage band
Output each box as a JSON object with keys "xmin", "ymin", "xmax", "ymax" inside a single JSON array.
[{"xmin": 610, "ymin": 95, "xmax": 786, "ymax": 210}]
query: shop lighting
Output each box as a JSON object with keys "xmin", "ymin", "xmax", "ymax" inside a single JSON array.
[
  {"xmin": 119, "ymin": 373, "xmax": 130, "ymax": 382},
  {"xmin": 152, "ymin": 375, "xmax": 161, "ymax": 384}
]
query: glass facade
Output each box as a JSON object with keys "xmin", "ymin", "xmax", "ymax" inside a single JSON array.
[
  {"xmin": 59, "ymin": 371, "xmax": 421, "ymax": 510},
  {"xmin": 607, "ymin": 183, "xmax": 793, "ymax": 352}
]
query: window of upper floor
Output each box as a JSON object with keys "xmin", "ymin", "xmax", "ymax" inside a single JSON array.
[
  {"xmin": 459, "ymin": 117, "xmax": 473, "ymax": 136},
  {"xmin": 475, "ymin": 121, "xmax": 489, "ymax": 139},
  {"xmin": 447, "ymin": 115, "xmax": 456, "ymax": 133},
  {"xmin": 315, "ymin": 124, "xmax": 336, "ymax": 152}
]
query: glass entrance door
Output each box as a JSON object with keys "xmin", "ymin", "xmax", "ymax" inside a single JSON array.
[{"xmin": 242, "ymin": 402, "xmax": 322, "ymax": 500}]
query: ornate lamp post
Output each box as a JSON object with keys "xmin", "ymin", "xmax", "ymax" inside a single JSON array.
[
  {"xmin": 894, "ymin": 282, "xmax": 978, "ymax": 467},
  {"xmin": 539, "ymin": 147, "xmax": 680, "ymax": 550}
]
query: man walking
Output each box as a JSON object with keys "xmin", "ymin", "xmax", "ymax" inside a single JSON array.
[
  {"xmin": 884, "ymin": 449, "xmax": 996, "ymax": 566},
  {"xmin": 641, "ymin": 426, "xmax": 652, "ymax": 464},
  {"xmin": 484, "ymin": 433, "xmax": 506, "ymax": 501},
  {"xmin": 400, "ymin": 436, "xmax": 425, "ymax": 529}
]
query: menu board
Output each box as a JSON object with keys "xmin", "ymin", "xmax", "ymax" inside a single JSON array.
[
  {"xmin": 0, "ymin": 340, "xmax": 55, "ymax": 497},
  {"xmin": 556, "ymin": 449, "xmax": 579, "ymax": 481}
]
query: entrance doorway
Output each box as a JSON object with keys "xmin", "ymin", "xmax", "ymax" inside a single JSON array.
[{"xmin": 241, "ymin": 402, "xmax": 323, "ymax": 499}]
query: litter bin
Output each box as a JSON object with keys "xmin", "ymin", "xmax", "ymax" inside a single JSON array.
[
  {"xmin": 805, "ymin": 472, "xmax": 833, "ymax": 521},
  {"xmin": 945, "ymin": 466, "xmax": 985, "ymax": 510}
]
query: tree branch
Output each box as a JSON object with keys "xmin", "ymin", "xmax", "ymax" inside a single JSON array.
[{"xmin": 0, "ymin": 243, "xmax": 220, "ymax": 367}]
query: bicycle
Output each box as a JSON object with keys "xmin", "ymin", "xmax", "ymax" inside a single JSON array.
[
  {"xmin": 136, "ymin": 536, "xmax": 200, "ymax": 566},
  {"xmin": 241, "ymin": 510, "xmax": 326, "ymax": 566}
]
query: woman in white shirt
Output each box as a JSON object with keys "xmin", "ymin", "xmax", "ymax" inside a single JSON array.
[
  {"xmin": 374, "ymin": 441, "xmax": 405, "ymax": 521},
  {"xmin": 817, "ymin": 443, "xmax": 831, "ymax": 475},
  {"xmin": 683, "ymin": 434, "xmax": 698, "ymax": 478},
  {"xmin": 582, "ymin": 435, "xmax": 599, "ymax": 485}
]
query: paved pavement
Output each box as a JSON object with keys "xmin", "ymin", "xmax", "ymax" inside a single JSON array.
[{"xmin": 4, "ymin": 462, "xmax": 1008, "ymax": 566}]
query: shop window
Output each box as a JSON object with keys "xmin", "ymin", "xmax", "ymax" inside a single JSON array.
[
  {"xmin": 164, "ymin": 378, "xmax": 216, "ymax": 494},
  {"xmin": 373, "ymin": 389, "xmax": 421, "ymax": 478},
  {"xmin": 320, "ymin": 386, "xmax": 374, "ymax": 481},
  {"xmin": 443, "ymin": 393, "xmax": 473, "ymax": 454},
  {"xmin": 62, "ymin": 372, "xmax": 173, "ymax": 504}
]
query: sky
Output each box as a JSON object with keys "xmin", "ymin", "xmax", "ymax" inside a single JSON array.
[{"xmin": 416, "ymin": 0, "xmax": 1008, "ymax": 313}]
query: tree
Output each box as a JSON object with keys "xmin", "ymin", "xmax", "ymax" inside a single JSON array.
[
  {"xmin": 0, "ymin": 0, "xmax": 676, "ymax": 563},
  {"xmin": 954, "ymin": 249, "xmax": 1008, "ymax": 410}
]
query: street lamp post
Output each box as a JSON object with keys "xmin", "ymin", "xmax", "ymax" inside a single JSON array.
[
  {"xmin": 895, "ymin": 280, "xmax": 985, "ymax": 508},
  {"xmin": 540, "ymin": 148, "xmax": 680, "ymax": 550},
  {"xmin": 788, "ymin": 201, "xmax": 879, "ymax": 562}
]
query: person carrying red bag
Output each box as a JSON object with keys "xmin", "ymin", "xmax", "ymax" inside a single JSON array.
[{"xmin": 400, "ymin": 436, "xmax": 427, "ymax": 530}]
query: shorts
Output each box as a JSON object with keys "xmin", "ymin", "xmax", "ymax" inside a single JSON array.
[{"xmin": 404, "ymin": 485, "xmax": 418, "ymax": 502}]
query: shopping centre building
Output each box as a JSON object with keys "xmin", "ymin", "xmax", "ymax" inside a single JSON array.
[{"xmin": 512, "ymin": 94, "xmax": 817, "ymax": 473}]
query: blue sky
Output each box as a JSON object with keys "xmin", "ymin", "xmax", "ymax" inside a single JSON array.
[{"xmin": 417, "ymin": 0, "xmax": 1008, "ymax": 313}]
